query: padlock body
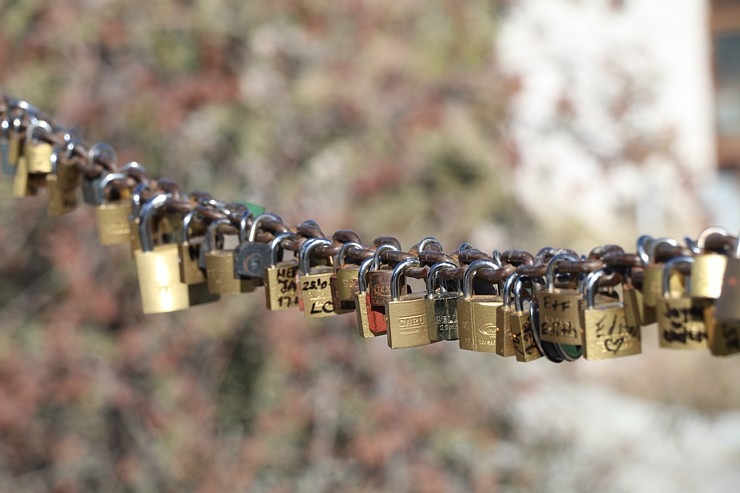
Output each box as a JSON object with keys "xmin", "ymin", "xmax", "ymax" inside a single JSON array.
[
  {"xmin": 537, "ymin": 289, "xmax": 583, "ymax": 345},
  {"xmin": 265, "ymin": 261, "xmax": 300, "ymax": 310},
  {"xmin": 234, "ymin": 242, "xmax": 271, "ymax": 281},
  {"xmin": 82, "ymin": 176, "xmax": 104, "ymax": 205},
  {"xmin": 690, "ymin": 253, "xmax": 727, "ymax": 299},
  {"xmin": 425, "ymin": 292, "xmax": 459, "ymax": 342},
  {"xmin": 368, "ymin": 269, "xmax": 393, "ymax": 307},
  {"xmin": 457, "ymin": 296, "xmax": 501, "ymax": 353},
  {"xmin": 622, "ymin": 283, "xmax": 644, "ymax": 328},
  {"xmin": 656, "ymin": 297, "xmax": 707, "ymax": 349},
  {"xmin": 25, "ymin": 142, "xmax": 53, "ymax": 173},
  {"xmin": 96, "ymin": 201, "xmax": 132, "ymax": 245},
  {"xmin": 704, "ymin": 304, "xmax": 740, "ymax": 356},
  {"xmin": 386, "ymin": 293, "xmax": 432, "ymax": 349},
  {"xmin": 206, "ymin": 250, "xmax": 256, "ymax": 295},
  {"xmin": 354, "ymin": 291, "xmax": 376, "ymax": 338},
  {"xmin": 715, "ymin": 258, "xmax": 740, "ymax": 322},
  {"xmin": 300, "ymin": 268, "xmax": 336, "ymax": 318},
  {"xmin": 187, "ymin": 281, "xmax": 220, "ymax": 306},
  {"xmin": 12, "ymin": 156, "xmax": 32, "ymax": 197},
  {"xmin": 495, "ymin": 305, "xmax": 516, "ymax": 356},
  {"xmin": 179, "ymin": 242, "xmax": 206, "ymax": 284},
  {"xmin": 509, "ymin": 311, "xmax": 543, "ymax": 362},
  {"xmin": 582, "ymin": 303, "xmax": 641, "ymax": 360},
  {"xmin": 46, "ymin": 173, "xmax": 78, "ymax": 216},
  {"xmin": 336, "ymin": 265, "xmax": 360, "ymax": 302},
  {"xmin": 135, "ymin": 244, "xmax": 190, "ymax": 314}
]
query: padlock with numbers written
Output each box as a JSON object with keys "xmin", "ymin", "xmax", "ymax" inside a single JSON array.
[
  {"xmin": 457, "ymin": 259, "xmax": 502, "ymax": 353},
  {"xmin": 134, "ymin": 194, "xmax": 191, "ymax": 314},
  {"xmin": 656, "ymin": 256, "xmax": 708, "ymax": 349},
  {"xmin": 425, "ymin": 261, "xmax": 460, "ymax": 342},
  {"xmin": 386, "ymin": 257, "xmax": 437, "ymax": 349},
  {"xmin": 264, "ymin": 232, "xmax": 300, "ymax": 311},
  {"xmin": 298, "ymin": 238, "xmax": 337, "ymax": 318},
  {"xmin": 580, "ymin": 269, "xmax": 641, "ymax": 360},
  {"xmin": 508, "ymin": 274, "xmax": 543, "ymax": 362}
]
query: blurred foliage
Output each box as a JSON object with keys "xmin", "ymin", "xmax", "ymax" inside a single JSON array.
[{"xmin": 1, "ymin": 1, "xmax": 740, "ymax": 492}]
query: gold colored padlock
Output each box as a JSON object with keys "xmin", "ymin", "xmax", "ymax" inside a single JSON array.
[
  {"xmin": 457, "ymin": 259, "xmax": 502, "ymax": 353},
  {"xmin": 688, "ymin": 227, "xmax": 730, "ymax": 299},
  {"xmin": 495, "ymin": 272, "xmax": 518, "ymax": 357},
  {"xmin": 95, "ymin": 172, "xmax": 133, "ymax": 246},
  {"xmin": 12, "ymin": 154, "xmax": 32, "ymax": 197},
  {"xmin": 639, "ymin": 236, "xmax": 682, "ymax": 325},
  {"xmin": 332, "ymin": 241, "xmax": 363, "ymax": 313},
  {"xmin": 536, "ymin": 252, "xmax": 583, "ymax": 346},
  {"xmin": 134, "ymin": 194, "xmax": 190, "ymax": 314},
  {"xmin": 24, "ymin": 120, "xmax": 54, "ymax": 174},
  {"xmin": 385, "ymin": 257, "xmax": 435, "ymax": 349},
  {"xmin": 580, "ymin": 269, "xmax": 641, "ymax": 360},
  {"xmin": 508, "ymin": 275, "xmax": 543, "ymax": 362},
  {"xmin": 298, "ymin": 238, "xmax": 336, "ymax": 318},
  {"xmin": 264, "ymin": 232, "xmax": 300, "ymax": 311},
  {"xmin": 204, "ymin": 218, "xmax": 256, "ymax": 295},
  {"xmin": 656, "ymin": 256, "xmax": 708, "ymax": 350},
  {"xmin": 46, "ymin": 146, "xmax": 80, "ymax": 216}
]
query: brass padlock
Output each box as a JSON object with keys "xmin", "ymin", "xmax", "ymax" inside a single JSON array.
[
  {"xmin": 46, "ymin": 145, "xmax": 80, "ymax": 216},
  {"xmin": 24, "ymin": 120, "xmax": 54, "ymax": 174},
  {"xmin": 457, "ymin": 259, "xmax": 502, "ymax": 353},
  {"xmin": 95, "ymin": 173, "xmax": 133, "ymax": 246},
  {"xmin": 424, "ymin": 261, "xmax": 460, "ymax": 342},
  {"xmin": 204, "ymin": 219, "xmax": 256, "ymax": 295},
  {"xmin": 264, "ymin": 232, "xmax": 300, "ymax": 311},
  {"xmin": 580, "ymin": 269, "xmax": 641, "ymax": 360},
  {"xmin": 366, "ymin": 244, "xmax": 400, "ymax": 334},
  {"xmin": 234, "ymin": 212, "xmax": 280, "ymax": 283},
  {"xmin": 688, "ymin": 227, "xmax": 730, "ymax": 299},
  {"xmin": 508, "ymin": 275, "xmax": 543, "ymax": 362},
  {"xmin": 82, "ymin": 142, "xmax": 117, "ymax": 205},
  {"xmin": 715, "ymin": 235, "xmax": 740, "ymax": 323},
  {"xmin": 656, "ymin": 256, "xmax": 708, "ymax": 349},
  {"xmin": 11, "ymin": 152, "xmax": 33, "ymax": 197},
  {"xmin": 385, "ymin": 257, "xmax": 436, "ymax": 349},
  {"xmin": 332, "ymin": 241, "xmax": 363, "ymax": 312},
  {"xmin": 536, "ymin": 252, "xmax": 583, "ymax": 346},
  {"xmin": 297, "ymin": 238, "xmax": 337, "ymax": 318},
  {"xmin": 129, "ymin": 183, "xmax": 150, "ymax": 256},
  {"xmin": 134, "ymin": 194, "xmax": 191, "ymax": 314},
  {"xmin": 639, "ymin": 236, "xmax": 681, "ymax": 325},
  {"xmin": 495, "ymin": 272, "xmax": 517, "ymax": 357},
  {"xmin": 622, "ymin": 268, "xmax": 644, "ymax": 331},
  {"xmin": 6, "ymin": 115, "xmax": 23, "ymax": 168},
  {"xmin": 354, "ymin": 256, "xmax": 378, "ymax": 338},
  {"xmin": 179, "ymin": 210, "xmax": 207, "ymax": 285}
]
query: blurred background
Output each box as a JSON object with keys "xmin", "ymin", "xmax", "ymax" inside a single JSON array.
[{"xmin": 1, "ymin": 0, "xmax": 740, "ymax": 491}]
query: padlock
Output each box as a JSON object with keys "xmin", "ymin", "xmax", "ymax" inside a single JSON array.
[
  {"xmin": 508, "ymin": 275, "xmax": 543, "ymax": 362},
  {"xmin": 354, "ymin": 256, "xmax": 379, "ymax": 338},
  {"xmin": 640, "ymin": 236, "xmax": 681, "ymax": 325},
  {"xmin": 689, "ymin": 227, "xmax": 730, "ymax": 299},
  {"xmin": 580, "ymin": 269, "xmax": 641, "ymax": 360},
  {"xmin": 656, "ymin": 256, "xmax": 708, "ymax": 349},
  {"xmin": 1, "ymin": 117, "xmax": 14, "ymax": 176},
  {"xmin": 424, "ymin": 261, "xmax": 460, "ymax": 342},
  {"xmin": 94, "ymin": 173, "xmax": 133, "ymax": 245},
  {"xmin": 6, "ymin": 116, "xmax": 23, "ymax": 168},
  {"xmin": 495, "ymin": 272, "xmax": 517, "ymax": 357},
  {"xmin": 134, "ymin": 194, "xmax": 191, "ymax": 314},
  {"xmin": 331, "ymin": 241, "xmax": 362, "ymax": 314},
  {"xmin": 298, "ymin": 237, "xmax": 336, "ymax": 318},
  {"xmin": 385, "ymin": 257, "xmax": 436, "ymax": 349},
  {"xmin": 264, "ymin": 232, "xmax": 300, "ymax": 311},
  {"xmin": 129, "ymin": 183, "xmax": 150, "ymax": 255},
  {"xmin": 367, "ymin": 244, "xmax": 401, "ymax": 334},
  {"xmin": 715, "ymin": 235, "xmax": 740, "ymax": 322},
  {"xmin": 703, "ymin": 304, "xmax": 740, "ymax": 356},
  {"xmin": 456, "ymin": 259, "xmax": 502, "ymax": 353},
  {"xmin": 82, "ymin": 142, "xmax": 117, "ymax": 205},
  {"xmin": 24, "ymin": 120, "xmax": 54, "ymax": 174},
  {"xmin": 179, "ymin": 210, "xmax": 207, "ymax": 285},
  {"xmin": 204, "ymin": 219, "xmax": 256, "ymax": 295},
  {"xmin": 234, "ymin": 212, "xmax": 280, "ymax": 282},
  {"xmin": 11, "ymin": 150, "xmax": 33, "ymax": 197},
  {"xmin": 622, "ymin": 267, "xmax": 644, "ymax": 331},
  {"xmin": 46, "ymin": 145, "xmax": 80, "ymax": 216},
  {"xmin": 536, "ymin": 252, "xmax": 583, "ymax": 346}
]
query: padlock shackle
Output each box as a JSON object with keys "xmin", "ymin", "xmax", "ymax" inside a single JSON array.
[
  {"xmin": 646, "ymin": 237, "xmax": 679, "ymax": 263},
  {"xmin": 206, "ymin": 218, "xmax": 232, "ymax": 254},
  {"xmin": 335, "ymin": 241, "xmax": 363, "ymax": 269},
  {"xmin": 417, "ymin": 236, "xmax": 443, "ymax": 253},
  {"xmin": 121, "ymin": 161, "xmax": 146, "ymax": 174},
  {"xmin": 357, "ymin": 256, "xmax": 374, "ymax": 294},
  {"xmin": 238, "ymin": 209, "xmax": 253, "ymax": 244},
  {"xmin": 661, "ymin": 255, "xmax": 694, "ymax": 298},
  {"xmin": 138, "ymin": 194, "xmax": 169, "ymax": 252},
  {"xmin": 131, "ymin": 182, "xmax": 150, "ymax": 219},
  {"xmin": 545, "ymin": 252, "xmax": 580, "ymax": 291},
  {"xmin": 583, "ymin": 268, "xmax": 609, "ymax": 309},
  {"xmin": 390, "ymin": 257, "xmax": 421, "ymax": 300},
  {"xmin": 98, "ymin": 172, "xmax": 127, "ymax": 197},
  {"xmin": 372, "ymin": 244, "xmax": 399, "ymax": 270},
  {"xmin": 299, "ymin": 237, "xmax": 332, "ymax": 275},
  {"xmin": 269, "ymin": 232, "xmax": 297, "ymax": 267},
  {"xmin": 248, "ymin": 213, "xmax": 282, "ymax": 243},
  {"xmin": 425, "ymin": 261, "xmax": 457, "ymax": 297},
  {"xmin": 25, "ymin": 119, "xmax": 53, "ymax": 144},
  {"xmin": 502, "ymin": 272, "xmax": 519, "ymax": 309},
  {"xmin": 182, "ymin": 209, "xmax": 197, "ymax": 243},
  {"xmin": 88, "ymin": 141, "xmax": 117, "ymax": 170},
  {"xmin": 462, "ymin": 259, "xmax": 499, "ymax": 299},
  {"xmin": 512, "ymin": 275, "xmax": 528, "ymax": 313}
]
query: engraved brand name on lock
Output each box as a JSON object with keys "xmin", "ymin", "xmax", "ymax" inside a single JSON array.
[
  {"xmin": 244, "ymin": 253, "xmax": 267, "ymax": 272},
  {"xmin": 371, "ymin": 284, "xmax": 391, "ymax": 296},
  {"xmin": 399, "ymin": 314, "xmax": 426, "ymax": 329},
  {"xmin": 108, "ymin": 222, "xmax": 131, "ymax": 235},
  {"xmin": 477, "ymin": 322, "xmax": 497, "ymax": 337},
  {"xmin": 342, "ymin": 278, "xmax": 358, "ymax": 288}
]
